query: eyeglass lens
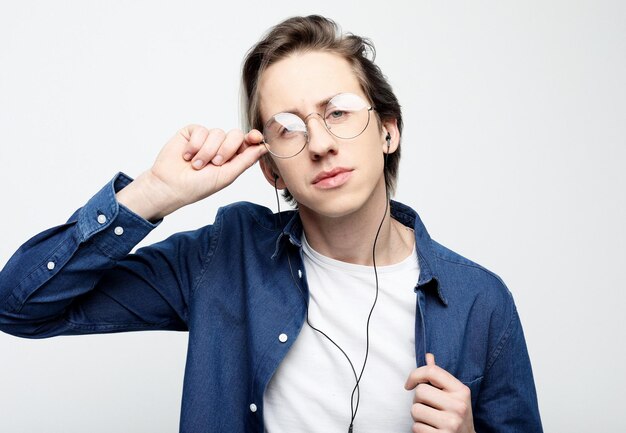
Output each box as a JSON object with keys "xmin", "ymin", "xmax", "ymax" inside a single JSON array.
[{"xmin": 262, "ymin": 93, "xmax": 371, "ymax": 158}]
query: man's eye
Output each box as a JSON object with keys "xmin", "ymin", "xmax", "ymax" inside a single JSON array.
[
  {"xmin": 279, "ymin": 125, "xmax": 298, "ymax": 137},
  {"xmin": 327, "ymin": 110, "xmax": 348, "ymax": 121}
]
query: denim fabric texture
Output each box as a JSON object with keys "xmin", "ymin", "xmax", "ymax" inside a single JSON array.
[{"xmin": 0, "ymin": 172, "xmax": 543, "ymax": 432}]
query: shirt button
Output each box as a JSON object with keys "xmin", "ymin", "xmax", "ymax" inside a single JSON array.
[
  {"xmin": 298, "ymin": 269, "xmax": 302, "ymax": 278},
  {"xmin": 114, "ymin": 226, "xmax": 124, "ymax": 236},
  {"xmin": 278, "ymin": 333, "xmax": 288, "ymax": 343},
  {"xmin": 97, "ymin": 214, "xmax": 107, "ymax": 224},
  {"xmin": 249, "ymin": 403, "xmax": 257, "ymax": 413},
  {"xmin": 47, "ymin": 261, "xmax": 55, "ymax": 270}
]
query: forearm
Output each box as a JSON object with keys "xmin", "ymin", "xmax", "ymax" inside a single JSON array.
[
  {"xmin": 0, "ymin": 173, "xmax": 158, "ymax": 337},
  {"xmin": 473, "ymin": 307, "xmax": 543, "ymax": 432},
  {"xmin": 0, "ymin": 125, "xmax": 265, "ymax": 338}
]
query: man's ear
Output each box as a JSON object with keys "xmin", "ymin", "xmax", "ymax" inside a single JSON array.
[
  {"xmin": 381, "ymin": 118, "xmax": 400, "ymax": 154},
  {"xmin": 259, "ymin": 156, "xmax": 286, "ymax": 189}
]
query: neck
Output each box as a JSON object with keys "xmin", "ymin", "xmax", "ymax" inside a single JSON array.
[{"xmin": 298, "ymin": 182, "xmax": 414, "ymax": 266}]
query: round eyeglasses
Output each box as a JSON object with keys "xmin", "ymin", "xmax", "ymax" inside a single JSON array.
[{"xmin": 261, "ymin": 92, "xmax": 374, "ymax": 159}]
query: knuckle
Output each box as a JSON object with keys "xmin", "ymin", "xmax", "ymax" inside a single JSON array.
[
  {"xmin": 197, "ymin": 126, "xmax": 210, "ymax": 135},
  {"xmin": 445, "ymin": 414, "xmax": 462, "ymax": 431},
  {"xmin": 459, "ymin": 400, "xmax": 469, "ymax": 413},
  {"xmin": 188, "ymin": 127, "xmax": 209, "ymax": 148},
  {"xmin": 177, "ymin": 127, "xmax": 189, "ymax": 139},
  {"xmin": 180, "ymin": 124, "xmax": 198, "ymax": 136},
  {"xmin": 460, "ymin": 384, "xmax": 471, "ymax": 400},
  {"xmin": 457, "ymin": 400, "xmax": 469, "ymax": 415},
  {"xmin": 449, "ymin": 399, "xmax": 467, "ymax": 417},
  {"xmin": 228, "ymin": 128, "xmax": 244, "ymax": 141},
  {"xmin": 453, "ymin": 417, "xmax": 463, "ymax": 431},
  {"xmin": 221, "ymin": 130, "xmax": 244, "ymax": 154},
  {"xmin": 410, "ymin": 403, "xmax": 421, "ymax": 419},
  {"xmin": 413, "ymin": 384, "xmax": 426, "ymax": 401},
  {"xmin": 209, "ymin": 128, "xmax": 226, "ymax": 141},
  {"xmin": 187, "ymin": 141, "xmax": 202, "ymax": 151},
  {"xmin": 414, "ymin": 423, "xmax": 431, "ymax": 433}
]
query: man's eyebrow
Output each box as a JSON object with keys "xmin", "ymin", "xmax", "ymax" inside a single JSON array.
[{"xmin": 274, "ymin": 95, "xmax": 336, "ymax": 118}]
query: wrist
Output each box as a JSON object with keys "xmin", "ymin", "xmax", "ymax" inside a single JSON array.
[{"xmin": 115, "ymin": 171, "xmax": 182, "ymax": 221}]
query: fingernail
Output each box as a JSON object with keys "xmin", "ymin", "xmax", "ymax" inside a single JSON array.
[
  {"xmin": 212, "ymin": 155, "xmax": 223, "ymax": 165},
  {"xmin": 183, "ymin": 152, "xmax": 192, "ymax": 161},
  {"xmin": 193, "ymin": 159, "xmax": 204, "ymax": 169}
]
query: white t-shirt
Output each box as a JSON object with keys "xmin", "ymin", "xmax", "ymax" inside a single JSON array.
[{"xmin": 263, "ymin": 235, "xmax": 420, "ymax": 432}]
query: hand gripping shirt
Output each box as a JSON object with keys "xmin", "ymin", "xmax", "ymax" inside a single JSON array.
[{"xmin": 0, "ymin": 172, "xmax": 543, "ymax": 432}]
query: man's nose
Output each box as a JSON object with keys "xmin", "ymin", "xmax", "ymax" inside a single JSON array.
[{"xmin": 304, "ymin": 114, "xmax": 338, "ymax": 159}]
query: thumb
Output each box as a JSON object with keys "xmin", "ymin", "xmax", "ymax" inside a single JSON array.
[
  {"xmin": 404, "ymin": 353, "xmax": 437, "ymax": 390},
  {"xmin": 217, "ymin": 142, "xmax": 267, "ymax": 184},
  {"xmin": 244, "ymin": 129, "xmax": 264, "ymax": 146}
]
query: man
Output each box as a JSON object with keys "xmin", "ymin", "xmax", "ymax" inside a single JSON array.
[{"xmin": 0, "ymin": 15, "xmax": 542, "ymax": 433}]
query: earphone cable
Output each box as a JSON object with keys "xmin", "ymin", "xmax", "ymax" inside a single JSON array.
[{"xmin": 273, "ymin": 146, "xmax": 390, "ymax": 432}]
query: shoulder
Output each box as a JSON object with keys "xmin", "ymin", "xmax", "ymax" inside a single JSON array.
[
  {"xmin": 139, "ymin": 202, "xmax": 287, "ymax": 255},
  {"xmin": 432, "ymin": 240, "xmax": 508, "ymax": 289},
  {"xmin": 430, "ymin": 240, "xmax": 525, "ymax": 372},
  {"xmin": 431, "ymin": 239, "xmax": 515, "ymax": 322},
  {"xmin": 392, "ymin": 199, "xmax": 514, "ymax": 311},
  {"xmin": 215, "ymin": 201, "xmax": 291, "ymax": 233}
]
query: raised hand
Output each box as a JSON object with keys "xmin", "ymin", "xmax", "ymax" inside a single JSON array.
[
  {"xmin": 405, "ymin": 353, "xmax": 476, "ymax": 433},
  {"xmin": 116, "ymin": 125, "xmax": 267, "ymax": 221}
]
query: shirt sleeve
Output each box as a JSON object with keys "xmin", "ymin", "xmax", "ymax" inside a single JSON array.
[
  {"xmin": 0, "ymin": 172, "xmax": 213, "ymax": 338},
  {"xmin": 473, "ymin": 304, "xmax": 544, "ymax": 433}
]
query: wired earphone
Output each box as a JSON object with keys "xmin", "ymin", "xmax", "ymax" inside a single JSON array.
[{"xmin": 272, "ymin": 132, "xmax": 392, "ymax": 433}]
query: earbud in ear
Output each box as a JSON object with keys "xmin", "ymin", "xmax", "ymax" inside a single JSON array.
[
  {"xmin": 273, "ymin": 172, "xmax": 279, "ymax": 181},
  {"xmin": 385, "ymin": 132, "xmax": 391, "ymax": 141}
]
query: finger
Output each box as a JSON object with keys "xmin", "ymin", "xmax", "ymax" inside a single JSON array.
[
  {"xmin": 410, "ymin": 403, "xmax": 442, "ymax": 429},
  {"xmin": 413, "ymin": 383, "xmax": 434, "ymax": 405},
  {"xmin": 406, "ymin": 353, "xmax": 437, "ymax": 394},
  {"xmin": 236, "ymin": 129, "xmax": 265, "ymax": 156},
  {"xmin": 412, "ymin": 382, "xmax": 454, "ymax": 410},
  {"xmin": 210, "ymin": 129, "xmax": 245, "ymax": 166},
  {"xmin": 412, "ymin": 401, "xmax": 465, "ymax": 433},
  {"xmin": 411, "ymin": 422, "xmax": 437, "ymax": 433},
  {"xmin": 214, "ymin": 140, "xmax": 267, "ymax": 184},
  {"xmin": 191, "ymin": 128, "xmax": 226, "ymax": 169},
  {"xmin": 244, "ymin": 129, "xmax": 264, "ymax": 146},
  {"xmin": 404, "ymin": 364, "xmax": 464, "ymax": 392},
  {"xmin": 182, "ymin": 125, "xmax": 210, "ymax": 161}
]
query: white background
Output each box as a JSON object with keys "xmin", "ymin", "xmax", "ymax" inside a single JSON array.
[{"xmin": 1, "ymin": 1, "xmax": 624, "ymax": 432}]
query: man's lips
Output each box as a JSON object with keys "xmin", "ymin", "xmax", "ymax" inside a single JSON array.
[{"xmin": 312, "ymin": 167, "xmax": 353, "ymax": 188}]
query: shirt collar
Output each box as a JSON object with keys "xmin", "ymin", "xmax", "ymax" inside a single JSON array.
[
  {"xmin": 271, "ymin": 200, "xmax": 447, "ymax": 306},
  {"xmin": 389, "ymin": 200, "xmax": 447, "ymax": 305}
]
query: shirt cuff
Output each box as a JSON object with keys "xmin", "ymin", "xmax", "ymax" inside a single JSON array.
[{"xmin": 77, "ymin": 172, "xmax": 162, "ymax": 259}]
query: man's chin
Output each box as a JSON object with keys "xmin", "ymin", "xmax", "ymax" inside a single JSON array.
[{"xmin": 297, "ymin": 198, "xmax": 367, "ymax": 221}]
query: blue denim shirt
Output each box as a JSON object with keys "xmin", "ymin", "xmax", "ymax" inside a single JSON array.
[{"xmin": 0, "ymin": 173, "xmax": 542, "ymax": 432}]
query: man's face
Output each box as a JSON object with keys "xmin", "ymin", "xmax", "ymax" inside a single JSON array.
[{"xmin": 258, "ymin": 51, "xmax": 397, "ymax": 219}]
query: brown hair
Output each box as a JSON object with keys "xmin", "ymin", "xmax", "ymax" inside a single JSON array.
[{"xmin": 241, "ymin": 15, "xmax": 403, "ymax": 202}]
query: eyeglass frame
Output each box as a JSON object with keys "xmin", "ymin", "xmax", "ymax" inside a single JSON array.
[{"xmin": 260, "ymin": 92, "xmax": 375, "ymax": 159}]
